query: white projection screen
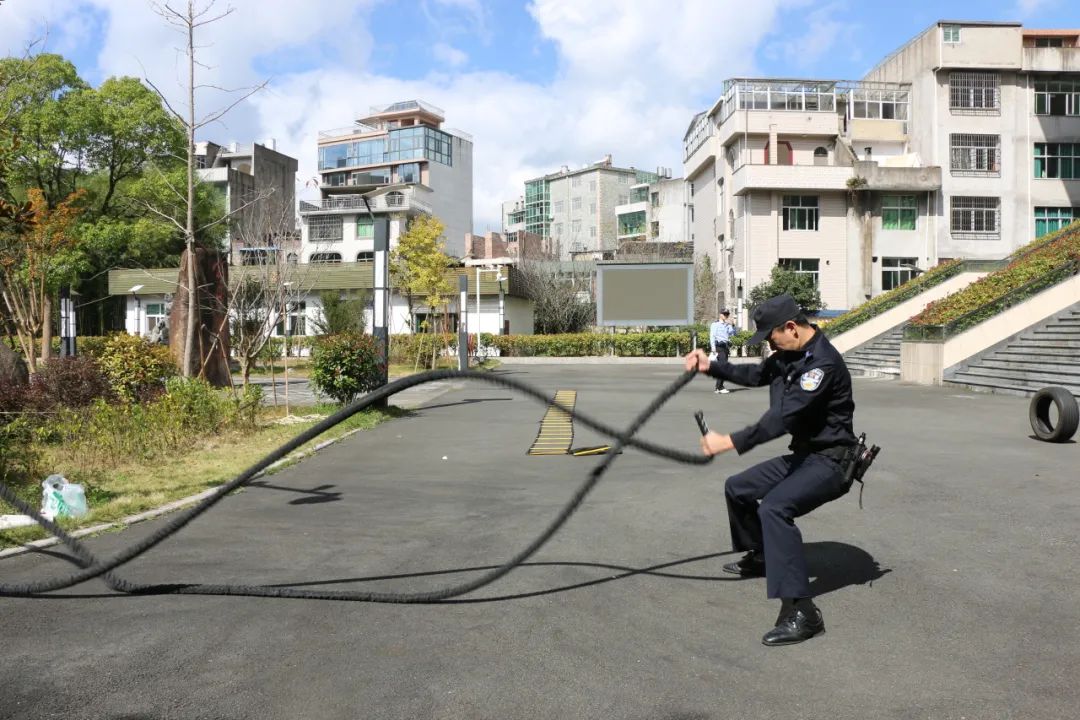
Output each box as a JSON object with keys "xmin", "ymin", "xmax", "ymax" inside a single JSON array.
[{"xmin": 595, "ymin": 262, "xmax": 694, "ymax": 327}]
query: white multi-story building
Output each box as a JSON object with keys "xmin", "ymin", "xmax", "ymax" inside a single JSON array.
[
  {"xmin": 299, "ymin": 100, "xmax": 474, "ymax": 262},
  {"xmin": 613, "ymin": 174, "xmax": 690, "ymax": 257},
  {"xmin": 520, "ymin": 156, "xmax": 667, "ymax": 260},
  {"xmin": 684, "ymin": 20, "xmax": 1080, "ymax": 320}
]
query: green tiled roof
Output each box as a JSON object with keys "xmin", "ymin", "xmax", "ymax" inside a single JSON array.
[{"xmin": 108, "ymin": 264, "xmax": 524, "ymax": 297}]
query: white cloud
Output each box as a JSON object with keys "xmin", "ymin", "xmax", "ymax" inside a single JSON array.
[
  {"xmin": 432, "ymin": 42, "xmax": 468, "ymax": 68},
  {"xmin": 2, "ymin": 0, "xmax": 789, "ymax": 233}
]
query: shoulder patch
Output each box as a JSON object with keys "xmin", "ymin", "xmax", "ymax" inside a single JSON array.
[{"xmin": 800, "ymin": 367, "xmax": 825, "ymax": 391}]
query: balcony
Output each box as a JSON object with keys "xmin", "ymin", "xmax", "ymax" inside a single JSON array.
[
  {"xmin": 730, "ymin": 163, "xmax": 852, "ymax": 196},
  {"xmin": 852, "ymin": 161, "xmax": 941, "ymax": 192},
  {"xmin": 196, "ymin": 167, "xmax": 230, "ymax": 184},
  {"xmin": 615, "ymin": 200, "xmax": 648, "ymax": 217},
  {"xmin": 1023, "ymin": 47, "xmax": 1080, "ymax": 73},
  {"xmin": 299, "ymin": 189, "xmax": 433, "ymax": 216}
]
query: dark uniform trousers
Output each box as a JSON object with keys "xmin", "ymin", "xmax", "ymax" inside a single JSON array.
[{"xmin": 725, "ymin": 452, "xmax": 850, "ymax": 599}]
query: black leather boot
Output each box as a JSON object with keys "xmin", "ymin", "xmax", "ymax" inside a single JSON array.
[
  {"xmin": 762, "ymin": 600, "xmax": 825, "ymax": 646},
  {"xmin": 722, "ymin": 551, "xmax": 766, "ymax": 577}
]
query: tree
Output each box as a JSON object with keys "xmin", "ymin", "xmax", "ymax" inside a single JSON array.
[
  {"xmin": 311, "ymin": 290, "xmax": 369, "ymax": 336},
  {"xmin": 0, "ymin": 188, "xmax": 86, "ymax": 372},
  {"xmin": 747, "ymin": 265, "xmax": 825, "ymax": 314},
  {"xmin": 391, "ymin": 214, "xmax": 455, "ymax": 330},
  {"xmin": 0, "ymin": 54, "xmax": 90, "ymax": 210},
  {"xmin": 694, "ymin": 254, "xmax": 718, "ymax": 323},
  {"xmin": 515, "ymin": 259, "xmax": 595, "ymax": 334},
  {"xmin": 148, "ymin": 0, "xmax": 267, "ymax": 379}
]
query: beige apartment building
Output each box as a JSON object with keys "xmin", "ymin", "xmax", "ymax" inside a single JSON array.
[{"xmin": 684, "ymin": 20, "xmax": 1080, "ymax": 320}]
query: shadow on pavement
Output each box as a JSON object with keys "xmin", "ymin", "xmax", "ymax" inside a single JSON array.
[
  {"xmin": 248, "ymin": 480, "xmax": 343, "ymax": 505},
  {"xmin": 418, "ymin": 397, "xmax": 514, "ymax": 411},
  {"xmin": 806, "ymin": 540, "xmax": 891, "ymax": 596}
]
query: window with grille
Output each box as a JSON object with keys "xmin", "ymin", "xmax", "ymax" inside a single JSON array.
[
  {"xmin": 356, "ymin": 217, "xmax": 374, "ymax": 238},
  {"xmin": 950, "ymin": 134, "xmax": 1001, "ymax": 175},
  {"xmin": 553, "ymin": 200, "xmax": 565, "ymax": 213},
  {"xmin": 949, "ymin": 72, "xmax": 1000, "ymax": 113},
  {"xmin": 572, "ymin": 197, "xmax": 582, "ymax": 211},
  {"xmin": 950, "ymin": 197, "xmax": 1000, "ymax": 238},
  {"xmin": 308, "ymin": 216, "xmax": 343, "ymax": 243},
  {"xmin": 942, "ymin": 25, "xmax": 961, "ymax": 43},
  {"xmin": 571, "ymin": 176, "xmax": 582, "ymax": 188},
  {"xmin": 882, "ymin": 195, "xmax": 917, "ymax": 230},
  {"xmin": 1034, "ymin": 207, "xmax": 1079, "ymax": 237},
  {"xmin": 1035, "ymin": 78, "xmax": 1080, "ymax": 116},
  {"xmin": 882, "ymin": 257, "xmax": 918, "ymax": 291},
  {"xmin": 1034, "ymin": 143, "xmax": 1080, "ymax": 179},
  {"xmin": 782, "ymin": 196, "xmax": 819, "ymax": 231},
  {"xmin": 309, "ymin": 252, "xmax": 342, "ymax": 263},
  {"xmin": 779, "ymin": 258, "xmax": 820, "ymax": 285}
]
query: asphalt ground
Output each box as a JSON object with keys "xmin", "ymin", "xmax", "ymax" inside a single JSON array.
[{"xmin": 1, "ymin": 364, "xmax": 1078, "ymax": 720}]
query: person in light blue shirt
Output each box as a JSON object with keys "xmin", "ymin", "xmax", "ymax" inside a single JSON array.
[{"xmin": 709, "ymin": 309, "xmax": 738, "ymax": 393}]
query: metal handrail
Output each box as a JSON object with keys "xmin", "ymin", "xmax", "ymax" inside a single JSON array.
[{"xmin": 904, "ymin": 258, "xmax": 1080, "ymax": 342}]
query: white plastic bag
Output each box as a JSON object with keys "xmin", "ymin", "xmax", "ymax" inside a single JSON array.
[{"xmin": 40, "ymin": 474, "xmax": 88, "ymax": 521}]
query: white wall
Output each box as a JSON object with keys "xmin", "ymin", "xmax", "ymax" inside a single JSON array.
[{"xmin": 426, "ymin": 136, "xmax": 474, "ymax": 258}]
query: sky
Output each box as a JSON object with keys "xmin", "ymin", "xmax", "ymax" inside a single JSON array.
[{"xmin": 1, "ymin": 0, "xmax": 1077, "ymax": 233}]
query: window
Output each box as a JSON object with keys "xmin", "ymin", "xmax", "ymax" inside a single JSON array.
[
  {"xmin": 782, "ymin": 196, "xmax": 819, "ymax": 231},
  {"xmin": 396, "ymin": 162, "xmax": 420, "ymax": 184},
  {"xmin": 552, "ymin": 223, "xmax": 563, "ymax": 237},
  {"xmin": 385, "ymin": 191, "xmax": 406, "ymax": 207},
  {"xmin": 950, "ymin": 134, "xmax": 1001, "ymax": 175},
  {"xmin": 276, "ymin": 302, "xmax": 306, "ymax": 337},
  {"xmin": 357, "ymin": 251, "xmax": 374, "ymax": 262},
  {"xmin": 572, "ymin": 197, "xmax": 582, "ymax": 211},
  {"xmin": 356, "ymin": 217, "xmax": 374, "ymax": 238},
  {"xmin": 571, "ymin": 176, "xmax": 582, "ymax": 188},
  {"xmin": 572, "ymin": 219, "xmax": 581, "ymax": 234},
  {"xmin": 1035, "ymin": 78, "xmax": 1080, "ymax": 116},
  {"xmin": 950, "ymin": 196, "xmax": 1000, "ymax": 238},
  {"xmin": 618, "ymin": 210, "xmax": 646, "ymax": 236},
  {"xmin": 779, "ymin": 258, "xmax": 820, "ymax": 286},
  {"xmin": 943, "ymin": 25, "xmax": 961, "ymax": 43},
  {"xmin": 882, "ymin": 195, "xmax": 917, "ymax": 230},
  {"xmin": 589, "ymin": 226, "xmax": 597, "ymax": 237},
  {"xmin": 590, "ymin": 181, "xmax": 597, "ymax": 192},
  {"xmin": 650, "ymin": 192, "xmax": 659, "ymax": 208},
  {"xmin": 1034, "ymin": 143, "xmax": 1080, "ymax": 179},
  {"xmin": 813, "ymin": 147, "xmax": 829, "ymax": 166},
  {"xmin": 618, "ymin": 174, "xmax": 631, "ymax": 184},
  {"xmin": 240, "ymin": 248, "xmax": 274, "ymax": 265},
  {"xmin": 308, "ymin": 215, "xmax": 343, "ymax": 243},
  {"xmin": 1034, "ymin": 37, "xmax": 1064, "ymax": 48},
  {"xmin": 650, "ymin": 220, "xmax": 660, "ymax": 237},
  {"xmin": 553, "ymin": 200, "xmax": 565, "ymax": 213},
  {"xmin": 590, "ymin": 202, "xmax": 597, "ymax": 214},
  {"xmin": 851, "ymin": 89, "xmax": 909, "ymax": 120},
  {"xmin": 145, "ymin": 303, "xmax": 167, "ymax": 335},
  {"xmin": 1035, "ymin": 207, "xmax": 1079, "ymax": 237},
  {"xmin": 310, "ymin": 252, "xmax": 342, "ymax": 263},
  {"xmin": 882, "ymin": 257, "xmax": 919, "ymax": 291},
  {"xmin": 286, "ymin": 253, "xmax": 298, "ymax": 265},
  {"xmin": 949, "ymin": 72, "xmax": 1000, "ymax": 113}
]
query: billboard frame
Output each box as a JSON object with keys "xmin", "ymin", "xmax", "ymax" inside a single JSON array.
[{"xmin": 595, "ymin": 261, "xmax": 694, "ymax": 327}]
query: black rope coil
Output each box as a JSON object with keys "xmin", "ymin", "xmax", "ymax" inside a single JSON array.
[{"xmin": 0, "ymin": 368, "xmax": 711, "ymax": 602}]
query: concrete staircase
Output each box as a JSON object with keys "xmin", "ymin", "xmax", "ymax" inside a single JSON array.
[
  {"xmin": 843, "ymin": 326, "xmax": 903, "ymax": 378},
  {"xmin": 944, "ymin": 306, "xmax": 1080, "ymax": 397}
]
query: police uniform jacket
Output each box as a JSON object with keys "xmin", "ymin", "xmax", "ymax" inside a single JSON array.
[{"xmin": 707, "ymin": 328, "xmax": 856, "ymax": 456}]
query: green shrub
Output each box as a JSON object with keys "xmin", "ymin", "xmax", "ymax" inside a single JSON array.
[
  {"xmin": 310, "ymin": 333, "xmax": 385, "ymax": 405},
  {"xmin": 390, "ymin": 333, "xmax": 456, "ymax": 367},
  {"xmin": 0, "ymin": 418, "xmax": 42, "ymax": 503},
  {"xmin": 823, "ymin": 259, "xmax": 964, "ymax": 338},
  {"xmin": 158, "ymin": 377, "xmax": 230, "ymax": 434},
  {"xmin": 911, "ymin": 224, "xmax": 1080, "ymax": 328},
  {"xmin": 96, "ymin": 334, "xmax": 177, "ymax": 403}
]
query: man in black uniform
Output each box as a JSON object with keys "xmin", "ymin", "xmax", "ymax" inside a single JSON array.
[{"xmin": 683, "ymin": 293, "xmax": 856, "ymax": 646}]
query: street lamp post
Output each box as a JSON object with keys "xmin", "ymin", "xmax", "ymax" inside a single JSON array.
[{"xmin": 363, "ymin": 196, "xmax": 390, "ymax": 409}]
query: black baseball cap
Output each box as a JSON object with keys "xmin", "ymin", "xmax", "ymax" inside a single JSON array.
[{"xmin": 748, "ymin": 294, "xmax": 802, "ymax": 346}]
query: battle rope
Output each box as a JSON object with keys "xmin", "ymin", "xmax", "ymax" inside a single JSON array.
[{"xmin": 0, "ymin": 368, "xmax": 711, "ymax": 602}]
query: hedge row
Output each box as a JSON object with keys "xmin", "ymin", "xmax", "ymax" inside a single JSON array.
[
  {"xmin": 822, "ymin": 258, "xmax": 964, "ymax": 337},
  {"xmin": 910, "ymin": 221, "xmax": 1080, "ymax": 327}
]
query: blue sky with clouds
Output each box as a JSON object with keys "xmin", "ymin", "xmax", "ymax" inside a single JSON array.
[{"xmin": 1, "ymin": 0, "xmax": 1076, "ymax": 231}]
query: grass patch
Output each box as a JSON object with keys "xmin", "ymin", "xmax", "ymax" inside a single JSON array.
[{"xmin": 0, "ymin": 404, "xmax": 400, "ymax": 550}]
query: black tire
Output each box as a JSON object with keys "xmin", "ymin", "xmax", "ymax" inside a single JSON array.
[{"xmin": 1029, "ymin": 386, "xmax": 1080, "ymax": 443}]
